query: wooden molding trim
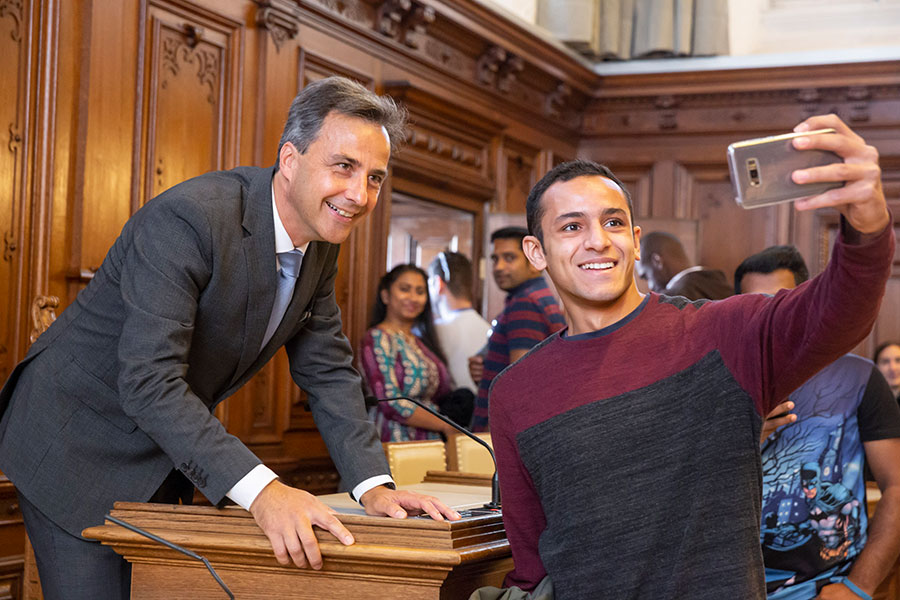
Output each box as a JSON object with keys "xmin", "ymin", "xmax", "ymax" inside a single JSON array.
[
  {"xmin": 293, "ymin": 0, "xmax": 590, "ymax": 136},
  {"xmin": 385, "ymin": 81, "xmax": 500, "ymax": 199},
  {"xmin": 591, "ymin": 60, "xmax": 900, "ymax": 98},
  {"xmin": 584, "ymin": 61, "xmax": 900, "ymax": 136},
  {"xmin": 255, "ymin": 0, "xmax": 300, "ymax": 52}
]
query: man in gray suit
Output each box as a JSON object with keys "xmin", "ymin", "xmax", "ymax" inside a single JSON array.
[{"xmin": 0, "ymin": 76, "xmax": 458, "ymax": 599}]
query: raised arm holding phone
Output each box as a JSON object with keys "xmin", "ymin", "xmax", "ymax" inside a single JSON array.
[{"xmin": 476, "ymin": 114, "xmax": 894, "ymax": 600}]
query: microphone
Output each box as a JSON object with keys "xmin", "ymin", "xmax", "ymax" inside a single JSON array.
[
  {"xmin": 366, "ymin": 395, "xmax": 500, "ymax": 510},
  {"xmin": 104, "ymin": 514, "xmax": 235, "ymax": 599}
]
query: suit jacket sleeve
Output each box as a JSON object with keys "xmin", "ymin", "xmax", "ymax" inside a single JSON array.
[
  {"xmin": 284, "ymin": 247, "xmax": 390, "ymax": 489},
  {"xmin": 116, "ymin": 197, "xmax": 260, "ymax": 505}
]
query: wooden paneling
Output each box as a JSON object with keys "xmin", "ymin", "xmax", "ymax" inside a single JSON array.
[
  {"xmin": 581, "ymin": 60, "xmax": 900, "ymax": 309},
  {"xmin": 0, "ymin": 0, "xmax": 32, "ymax": 384},
  {"xmin": 254, "ymin": 0, "xmax": 299, "ymax": 165},
  {"xmin": 136, "ymin": 0, "xmax": 242, "ymax": 205},
  {"xmin": 0, "ymin": 477, "xmax": 23, "ymax": 600},
  {"xmin": 73, "ymin": 0, "xmax": 141, "ymax": 285},
  {"xmin": 497, "ymin": 138, "xmax": 539, "ymax": 214}
]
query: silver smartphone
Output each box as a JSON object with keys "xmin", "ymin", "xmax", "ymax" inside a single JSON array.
[{"xmin": 727, "ymin": 128, "xmax": 843, "ymax": 209}]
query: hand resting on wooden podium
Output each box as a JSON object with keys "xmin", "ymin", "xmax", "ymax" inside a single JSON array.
[
  {"xmin": 250, "ymin": 479, "xmax": 460, "ymax": 570},
  {"xmin": 359, "ymin": 484, "xmax": 461, "ymax": 522}
]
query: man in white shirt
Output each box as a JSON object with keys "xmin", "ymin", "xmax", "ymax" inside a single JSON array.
[{"xmin": 427, "ymin": 251, "xmax": 491, "ymax": 393}]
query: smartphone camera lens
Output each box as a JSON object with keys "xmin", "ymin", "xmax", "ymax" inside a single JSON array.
[{"xmin": 747, "ymin": 158, "xmax": 761, "ymax": 187}]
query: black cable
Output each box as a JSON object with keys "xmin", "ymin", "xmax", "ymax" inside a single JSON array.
[{"xmin": 105, "ymin": 514, "xmax": 235, "ymax": 599}]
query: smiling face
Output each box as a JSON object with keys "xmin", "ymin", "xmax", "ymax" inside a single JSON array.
[
  {"xmin": 523, "ymin": 175, "xmax": 643, "ymax": 334},
  {"xmin": 275, "ymin": 111, "xmax": 391, "ymax": 247},
  {"xmin": 382, "ymin": 270, "xmax": 429, "ymax": 325}
]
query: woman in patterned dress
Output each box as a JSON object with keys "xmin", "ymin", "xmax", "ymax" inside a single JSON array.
[{"xmin": 359, "ymin": 264, "xmax": 454, "ymax": 441}]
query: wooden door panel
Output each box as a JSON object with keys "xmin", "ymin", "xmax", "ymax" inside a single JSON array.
[
  {"xmin": 137, "ymin": 0, "xmax": 241, "ymax": 205},
  {"xmin": 0, "ymin": 0, "xmax": 30, "ymax": 385}
]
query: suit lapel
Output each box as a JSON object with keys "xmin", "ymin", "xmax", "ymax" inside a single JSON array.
[
  {"xmin": 221, "ymin": 242, "xmax": 329, "ymax": 402},
  {"xmin": 228, "ymin": 167, "xmax": 277, "ymax": 389}
]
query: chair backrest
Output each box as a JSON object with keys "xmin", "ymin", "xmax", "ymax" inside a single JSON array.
[
  {"xmin": 446, "ymin": 432, "xmax": 493, "ymax": 474},
  {"xmin": 382, "ymin": 440, "xmax": 448, "ymax": 486}
]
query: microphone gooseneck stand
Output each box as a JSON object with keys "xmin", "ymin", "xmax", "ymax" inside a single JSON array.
[
  {"xmin": 371, "ymin": 395, "xmax": 500, "ymax": 510},
  {"xmin": 104, "ymin": 514, "xmax": 235, "ymax": 599}
]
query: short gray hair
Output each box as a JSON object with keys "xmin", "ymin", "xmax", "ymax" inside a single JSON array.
[{"xmin": 277, "ymin": 76, "xmax": 407, "ymax": 162}]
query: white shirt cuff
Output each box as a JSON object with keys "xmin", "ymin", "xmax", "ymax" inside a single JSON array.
[
  {"xmin": 226, "ymin": 464, "xmax": 279, "ymax": 510},
  {"xmin": 351, "ymin": 475, "xmax": 395, "ymax": 505}
]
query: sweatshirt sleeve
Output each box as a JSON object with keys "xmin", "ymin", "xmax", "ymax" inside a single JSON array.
[{"xmin": 719, "ymin": 217, "xmax": 894, "ymax": 417}]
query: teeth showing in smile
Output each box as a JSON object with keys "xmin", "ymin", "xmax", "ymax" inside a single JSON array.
[
  {"xmin": 581, "ymin": 262, "xmax": 615, "ymax": 270},
  {"xmin": 326, "ymin": 202, "xmax": 353, "ymax": 218}
]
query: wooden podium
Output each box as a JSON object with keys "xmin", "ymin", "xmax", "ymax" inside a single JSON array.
[{"xmin": 83, "ymin": 483, "xmax": 511, "ymax": 599}]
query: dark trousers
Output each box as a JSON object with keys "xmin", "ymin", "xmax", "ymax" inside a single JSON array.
[{"xmin": 18, "ymin": 491, "xmax": 131, "ymax": 600}]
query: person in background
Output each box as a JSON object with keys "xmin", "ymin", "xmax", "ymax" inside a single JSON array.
[
  {"xmin": 470, "ymin": 227, "xmax": 566, "ymax": 431},
  {"xmin": 636, "ymin": 231, "xmax": 732, "ymax": 300},
  {"xmin": 736, "ymin": 244, "xmax": 900, "ymax": 600},
  {"xmin": 427, "ymin": 251, "xmax": 491, "ymax": 394},
  {"xmin": 359, "ymin": 264, "xmax": 454, "ymax": 441},
  {"xmin": 874, "ymin": 342, "xmax": 900, "ymax": 402}
]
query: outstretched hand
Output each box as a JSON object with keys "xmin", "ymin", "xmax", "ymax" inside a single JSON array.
[
  {"xmin": 359, "ymin": 485, "xmax": 462, "ymax": 521},
  {"xmin": 791, "ymin": 114, "xmax": 889, "ymax": 235},
  {"xmin": 249, "ymin": 479, "xmax": 354, "ymax": 570}
]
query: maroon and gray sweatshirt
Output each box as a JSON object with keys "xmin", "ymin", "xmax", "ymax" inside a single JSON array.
[{"xmin": 489, "ymin": 220, "xmax": 894, "ymax": 600}]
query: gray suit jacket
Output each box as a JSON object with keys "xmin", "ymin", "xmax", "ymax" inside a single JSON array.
[{"xmin": 0, "ymin": 166, "xmax": 388, "ymax": 536}]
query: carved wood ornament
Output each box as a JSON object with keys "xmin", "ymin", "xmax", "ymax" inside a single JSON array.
[
  {"xmin": 2, "ymin": 230, "xmax": 15, "ymax": 262},
  {"xmin": 7, "ymin": 121, "xmax": 22, "ymax": 153},
  {"xmin": 299, "ymin": 0, "xmax": 591, "ymax": 135},
  {"xmin": 29, "ymin": 295, "xmax": 58, "ymax": 344},
  {"xmin": 545, "ymin": 82, "xmax": 571, "ymax": 119},
  {"xmin": 796, "ymin": 88, "xmax": 822, "ymax": 119},
  {"xmin": 0, "ymin": 0, "xmax": 23, "ymax": 42},
  {"xmin": 406, "ymin": 126, "xmax": 482, "ymax": 168},
  {"xmin": 160, "ymin": 26, "xmax": 220, "ymax": 104},
  {"xmin": 847, "ymin": 86, "xmax": 871, "ymax": 122},
  {"xmin": 654, "ymin": 94, "xmax": 679, "ymax": 130},
  {"xmin": 374, "ymin": 0, "xmax": 434, "ymax": 49},
  {"xmin": 256, "ymin": 0, "xmax": 299, "ymax": 51},
  {"xmin": 477, "ymin": 44, "xmax": 523, "ymax": 93}
]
